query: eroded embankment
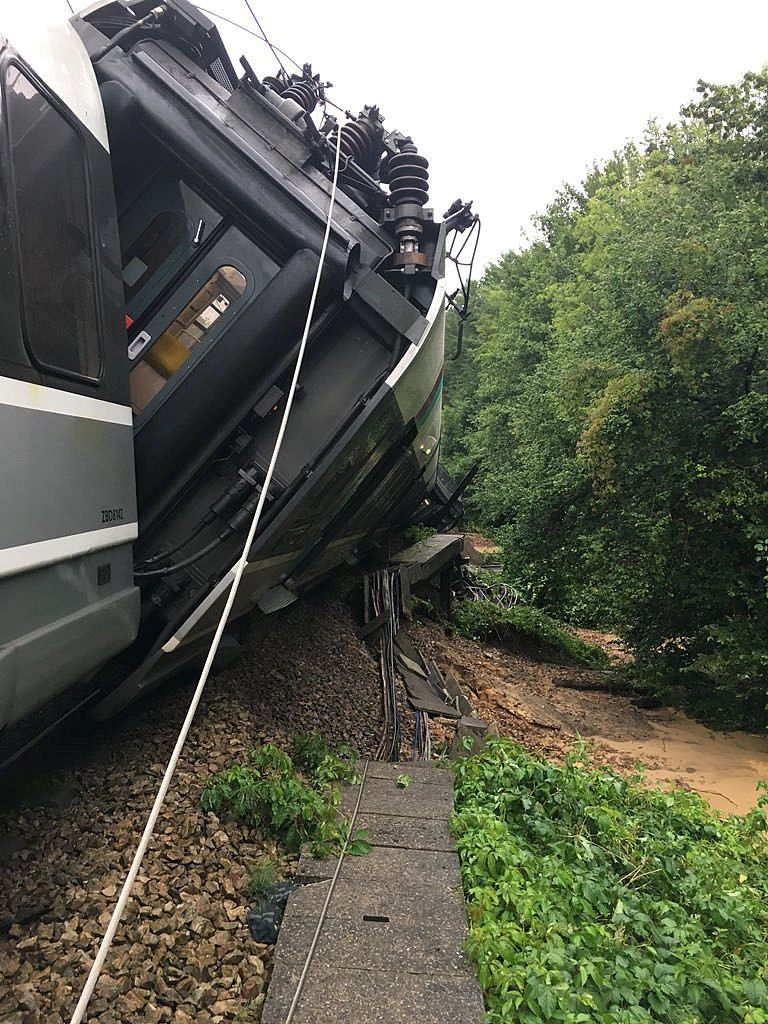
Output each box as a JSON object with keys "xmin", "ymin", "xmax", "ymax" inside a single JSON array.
[{"xmin": 409, "ymin": 618, "xmax": 768, "ymax": 815}]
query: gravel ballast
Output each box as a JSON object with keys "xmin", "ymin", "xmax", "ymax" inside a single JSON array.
[{"xmin": 0, "ymin": 583, "xmax": 391, "ymax": 1024}]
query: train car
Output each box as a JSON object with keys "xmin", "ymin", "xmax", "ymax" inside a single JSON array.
[{"xmin": 0, "ymin": 0, "xmax": 477, "ymax": 755}]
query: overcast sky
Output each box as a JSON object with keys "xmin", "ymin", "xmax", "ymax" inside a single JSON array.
[{"xmin": 66, "ymin": 1, "xmax": 768, "ymax": 271}]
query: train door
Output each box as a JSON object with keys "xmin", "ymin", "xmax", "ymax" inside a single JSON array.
[{"xmin": 0, "ymin": 11, "xmax": 139, "ymax": 732}]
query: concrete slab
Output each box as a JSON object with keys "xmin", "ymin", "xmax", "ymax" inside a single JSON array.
[
  {"xmin": 339, "ymin": 779, "xmax": 454, "ymax": 821},
  {"xmin": 360, "ymin": 778, "xmax": 454, "ymax": 818},
  {"xmin": 365, "ymin": 761, "xmax": 454, "ymax": 788},
  {"xmin": 262, "ymin": 962, "xmax": 485, "ymax": 1024},
  {"xmin": 263, "ymin": 760, "xmax": 484, "ymax": 1024},
  {"xmin": 297, "ymin": 846, "xmax": 460, "ymax": 887},
  {"xmin": 274, "ymin": 911, "xmax": 471, "ymax": 974},
  {"xmin": 389, "ymin": 533, "xmax": 464, "ymax": 585},
  {"xmin": 355, "ymin": 811, "xmax": 455, "ymax": 851},
  {"xmin": 285, "ymin": 878, "xmax": 470, "ymax": 930}
]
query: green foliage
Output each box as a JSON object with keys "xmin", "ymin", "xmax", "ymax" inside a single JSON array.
[
  {"xmin": 453, "ymin": 737, "xmax": 768, "ymax": 1023},
  {"xmin": 443, "ymin": 69, "xmax": 768, "ymax": 724},
  {"xmin": 290, "ymin": 731, "xmax": 361, "ymax": 784},
  {"xmin": 232, "ymin": 1000, "xmax": 262, "ymax": 1024},
  {"xmin": 396, "ymin": 773, "xmax": 412, "ymax": 788},
  {"xmin": 201, "ymin": 741, "xmax": 369, "ymax": 858},
  {"xmin": 245, "ymin": 857, "xmax": 280, "ymax": 901},
  {"xmin": 453, "ymin": 598, "xmax": 609, "ymax": 669},
  {"xmin": 401, "ymin": 524, "xmax": 437, "ymax": 546},
  {"xmin": 290, "ymin": 731, "xmax": 331, "ymax": 772}
]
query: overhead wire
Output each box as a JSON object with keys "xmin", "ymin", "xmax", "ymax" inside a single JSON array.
[
  {"xmin": 241, "ymin": 0, "xmax": 288, "ymax": 78},
  {"xmin": 447, "ymin": 215, "xmax": 482, "ymax": 361},
  {"xmin": 194, "ymin": 5, "xmax": 348, "ymax": 113},
  {"xmin": 67, "ymin": 122, "xmax": 344, "ymax": 1024}
]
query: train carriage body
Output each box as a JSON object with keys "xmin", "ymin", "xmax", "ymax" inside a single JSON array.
[{"xmin": 0, "ymin": 0, "xmax": 473, "ymax": 751}]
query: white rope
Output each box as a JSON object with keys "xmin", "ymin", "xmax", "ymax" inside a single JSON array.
[
  {"xmin": 69, "ymin": 123, "xmax": 343, "ymax": 1024},
  {"xmin": 284, "ymin": 758, "xmax": 370, "ymax": 1024}
]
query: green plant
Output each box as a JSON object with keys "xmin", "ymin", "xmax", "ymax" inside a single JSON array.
[
  {"xmin": 454, "ymin": 598, "xmax": 609, "ymax": 669},
  {"xmin": 411, "ymin": 594, "xmax": 436, "ymax": 621},
  {"xmin": 246, "ymin": 857, "xmax": 281, "ymax": 901},
  {"xmin": 401, "ymin": 525, "xmax": 436, "ymax": 546},
  {"xmin": 201, "ymin": 741, "xmax": 369, "ymax": 857},
  {"xmin": 233, "ymin": 999, "xmax": 262, "ymax": 1023},
  {"xmin": 454, "ymin": 737, "xmax": 768, "ymax": 1023},
  {"xmin": 396, "ymin": 773, "xmax": 411, "ymax": 788},
  {"xmin": 290, "ymin": 732, "xmax": 361, "ymax": 785},
  {"xmin": 290, "ymin": 730, "xmax": 330, "ymax": 772}
]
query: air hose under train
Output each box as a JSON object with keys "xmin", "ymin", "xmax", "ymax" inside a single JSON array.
[{"xmin": 134, "ymin": 460, "xmax": 276, "ymax": 573}]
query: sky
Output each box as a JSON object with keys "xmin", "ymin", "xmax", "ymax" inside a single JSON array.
[{"xmin": 63, "ymin": 1, "xmax": 768, "ymax": 271}]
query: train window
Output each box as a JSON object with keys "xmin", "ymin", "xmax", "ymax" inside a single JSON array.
[
  {"xmin": 130, "ymin": 265, "xmax": 247, "ymax": 413},
  {"xmin": 118, "ymin": 177, "xmax": 223, "ymax": 323},
  {"xmin": 122, "ymin": 211, "xmax": 186, "ymax": 304},
  {"xmin": 5, "ymin": 64, "xmax": 101, "ymax": 380}
]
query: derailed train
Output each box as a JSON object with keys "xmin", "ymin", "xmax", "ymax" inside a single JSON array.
[{"xmin": 0, "ymin": 0, "xmax": 476, "ymax": 755}]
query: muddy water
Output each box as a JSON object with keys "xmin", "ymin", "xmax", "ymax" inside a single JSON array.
[{"xmin": 594, "ymin": 709, "xmax": 768, "ymax": 815}]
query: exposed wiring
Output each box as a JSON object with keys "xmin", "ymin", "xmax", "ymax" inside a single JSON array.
[
  {"xmin": 446, "ymin": 214, "xmax": 482, "ymax": 361},
  {"xmin": 283, "ymin": 758, "xmax": 369, "ymax": 1024},
  {"xmin": 463, "ymin": 564, "xmax": 521, "ymax": 608},
  {"xmin": 89, "ymin": 5, "xmax": 165, "ymax": 64},
  {"xmin": 413, "ymin": 709, "xmax": 431, "ymax": 760},
  {"xmin": 134, "ymin": 522, "xmax": 206, "ymax": 567},
  {"xmin": 370, "ymin": 568, "xmax": 402, "ymax": 761},
  {"xmin": 67, "ymin": 123, "xmax": 343, "ymax": 1024},
  {"xmin": 133, "ymin": 537, "xmax": 222, "ymax": 578}
]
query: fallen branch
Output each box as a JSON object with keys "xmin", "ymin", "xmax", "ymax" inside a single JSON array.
[{"xmin": 555, "ymin": 673, "xmax": 637, "ymax": 695}]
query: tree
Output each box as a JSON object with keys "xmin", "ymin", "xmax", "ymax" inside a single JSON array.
[{"xmin": 443, "ymin": 71, "xmax": 768, "ymax": 725}]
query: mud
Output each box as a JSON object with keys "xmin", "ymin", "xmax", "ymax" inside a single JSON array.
[{"xmin": 410, "ymin": 618, "xmax": 768, "ymax": 815}]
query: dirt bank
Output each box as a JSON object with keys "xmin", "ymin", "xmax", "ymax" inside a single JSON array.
[{"xmin": 409, "ymin": 618, "xmax": 768, "ymax": 815}]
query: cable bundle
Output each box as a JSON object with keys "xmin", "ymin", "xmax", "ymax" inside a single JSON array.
[
  {"xmin": 412, "ymin": 710, "xmax": 431, "ymax": 761},
  {"xmin": 369, "ymin": 568, "xmax": 403, "ymax": 761}
]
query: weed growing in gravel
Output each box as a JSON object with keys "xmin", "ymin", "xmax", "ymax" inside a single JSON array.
[
  {"xmin": 290, "ymin": 731, "xmax": 361, "ymax": 784},
  {"xmin": 201, "ymin": 741, "xmax": 370, "ymax": 858},
  {"xmin": 246, "ymin": 857, "xmax": 281, "ymax": 901},
  {"xmin": 290, "ymin": 731, "xmax": 331, "ymax": 772},
  {"xmin": 232, "ymin": 999, "xmax": 262, "ymax": 1023},
  {"xmin": 454, "ymin": 598, "xmax": 609, "ymax": 668},
  {"xmin": 453, "ymin": 737, "xmax": 768, "ymax": 1023}
]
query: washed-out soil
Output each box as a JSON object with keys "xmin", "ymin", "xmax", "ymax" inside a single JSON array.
[{"xmin": 409, "ymin": 616, "xmax": 768, "ymax": 815}]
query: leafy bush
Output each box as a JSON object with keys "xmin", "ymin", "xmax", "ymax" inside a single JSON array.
[
  {"xmin": 290, "ymin": 731, "xmax": 361, "ymax": 785},
  {"xmin": 454, "ymin": 598, "xmax": 609, "ymax": 669},
  {"xmin": 201, "ymin": 741, "xmax": 370, "ymax": 857},
  {"xmin": 290, "ymin": 731, "xmax": 331, "ymax": 773},
  {"xmin": 401, "ymin": 525, "xmax": 437, "ymax": 546},
  {"xmin": 453, "ymin": 737, "xmax": 768, "ymax": 1024}
]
